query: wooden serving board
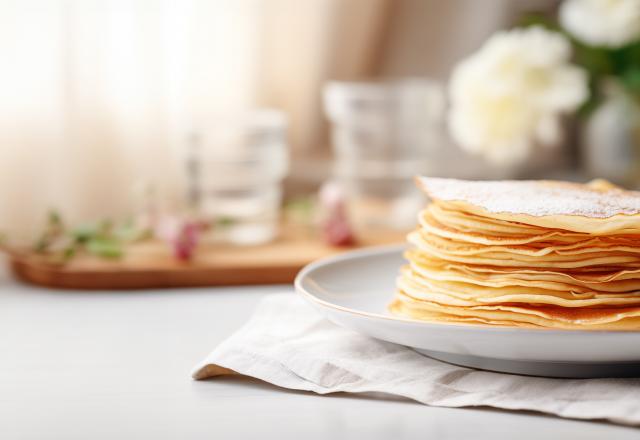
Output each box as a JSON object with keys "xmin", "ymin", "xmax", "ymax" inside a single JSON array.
[{"xmin": 10, "ymin": 225, "xmax": 405, "ymax": 290}]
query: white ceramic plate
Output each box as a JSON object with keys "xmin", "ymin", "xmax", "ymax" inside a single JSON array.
[{"xmin": 295, "ymin": 245, "xmax": 640, "ymax": 378}]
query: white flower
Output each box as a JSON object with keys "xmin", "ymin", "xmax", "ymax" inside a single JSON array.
[
  {"xmin": 560, "ymin": 0, "xmax": 640, "ymax": 48},
  {"xmin": 448, "ymin": 26, "xmax": 588, "ymax": 165}
]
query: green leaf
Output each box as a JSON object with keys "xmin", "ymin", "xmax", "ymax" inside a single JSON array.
[
  {"xmin": 112, "ymin": 224, "xmax": 141, "ymax": 242},
  {"xmin": 611, "ymin": 40, "xmax": 640, "ymax": 73},
  {"xmin": 71, "ymin": 224, "xmax": 99, "ymax": 243},
  {"xmin": 48, "ymin": 210, "xmax": 63, "ymax": 228},
  {"xmin": 216, "ymin": 216, "xmax": 236, "ymax": 227},
  {"xmin": 86, "ymin": 237, "xmax": 123, "ymax": 259},
  {"xmin": 516, "ymin": 13, "xmax": 560, "ymax": 32},
  {"xmin": 285, "ymin": 196, "xmax": 314, "ymax": 211},
  {"xmin": 34, "ymin": 236, "xmax": 49, "ymax": 253},
  {"xmin": 621, "ymin": 68, "xmax": 640, "ymax": 99},
  {"xmin": 62, "ymin": 245, "xmax": 77, "ymax": 261},
  {"xmin": 34, "ymin": 211, "xmax": 65, "ymax": 252}
]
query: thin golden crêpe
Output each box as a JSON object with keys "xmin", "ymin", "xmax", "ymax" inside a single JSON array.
[{"xmin": 390, "ymin": 178, "xmax": 640, "ymax": 330}]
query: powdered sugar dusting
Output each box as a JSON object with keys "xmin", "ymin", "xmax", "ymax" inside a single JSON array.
[{"xmin": 417, "ymin": 177, "xmax": 640, "ymax": 218}]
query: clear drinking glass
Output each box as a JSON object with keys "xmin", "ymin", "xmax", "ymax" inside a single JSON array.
[
  {"xmin": 185, "ymin": 110, "xmax": 289, "ymax": 245},
  {"xmin": 324, "ymin": 78, "xmax": 446, "ymax": 233}
]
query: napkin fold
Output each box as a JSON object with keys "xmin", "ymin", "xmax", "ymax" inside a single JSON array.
[{"xmin": 192, "ymin": 294, "xmax": 640, "ymax": 426}]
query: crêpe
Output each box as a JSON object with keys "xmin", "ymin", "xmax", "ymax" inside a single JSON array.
[{"xmin": 390, "ymin": 178, "xmax": 640, "ymax": 330}]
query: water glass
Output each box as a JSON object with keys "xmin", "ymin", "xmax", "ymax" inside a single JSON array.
[
  {"xmin": 324, "ymin": 78, "xmax": 446, "ymax": 233},
  {"xmin": 185, "ymin": 110, "xmax": 288, "ymax": 245}
]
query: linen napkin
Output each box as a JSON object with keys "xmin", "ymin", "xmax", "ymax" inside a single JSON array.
[{"xmin": 192, "ymin": 293, "xmax": 640, "ymax": 426}]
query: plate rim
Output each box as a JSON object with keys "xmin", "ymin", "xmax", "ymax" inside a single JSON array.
[{"xmin": 294, "ymin": 244, "xmax": 640, "ymax": 336}]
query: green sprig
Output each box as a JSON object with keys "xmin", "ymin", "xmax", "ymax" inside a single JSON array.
[{"xmin": 34, "ymin": 212, "xmax": 147, "ymax": 263}]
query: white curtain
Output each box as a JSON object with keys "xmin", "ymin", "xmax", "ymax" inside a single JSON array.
[
  {"xmin": 0, "ymin": 0, "xmax": 390, "ymax": 241},
  {"xmin": 0, "ymin": 0, "xmax": 260, "ymax": 240},
  {"xmin": 0, "ymin": 0, "xmax": 529, "ymax": 241}
]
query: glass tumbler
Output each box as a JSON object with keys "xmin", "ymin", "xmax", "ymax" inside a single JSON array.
[
  {"xmin": 185, "ymin": 110, "xmax": 289, "ymax": 245},
  {"xmin": 324, "ymin": 78, "xmax": 445, "ymax": 234}
]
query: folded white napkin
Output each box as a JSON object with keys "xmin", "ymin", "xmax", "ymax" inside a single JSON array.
[{"xmin": 192, "ymin": 294, "xmax": 640, "ymax": 426}]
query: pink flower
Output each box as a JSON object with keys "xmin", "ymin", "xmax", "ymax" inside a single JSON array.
[
  {"xmin": 173, "ymin": 221, "xmax": 200, "ymax": 261},
  {"xmin": 319, "ymin": 182, "xmax": 355, "ymax": 246},
  {"xmin": 154, "ymin": 215, "xmax": 201, "ymax": 261}
]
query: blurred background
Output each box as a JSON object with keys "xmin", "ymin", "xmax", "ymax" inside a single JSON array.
[{"xmin": 1, "ymin": 0, "xmax": 638, "ymax": 264}]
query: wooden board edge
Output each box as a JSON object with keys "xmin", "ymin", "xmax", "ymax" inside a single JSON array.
[{"xmin": 10, "ymin": 257, "xmax": 305, "ymax": 290}]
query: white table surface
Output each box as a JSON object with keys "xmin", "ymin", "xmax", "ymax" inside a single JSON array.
[{"xmin": 0, "ymin": 275, "xmax": 638, "ymax": 439}]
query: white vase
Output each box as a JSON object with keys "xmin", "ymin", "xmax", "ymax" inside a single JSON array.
[{"xmin": 582, "ymin": 81, "xmax": 640, "ymax": 188}]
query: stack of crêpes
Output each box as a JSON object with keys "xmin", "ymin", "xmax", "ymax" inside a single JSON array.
[{"xmin": 390, "ymin": 177, "xmax": 640, "ymax": 330}]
